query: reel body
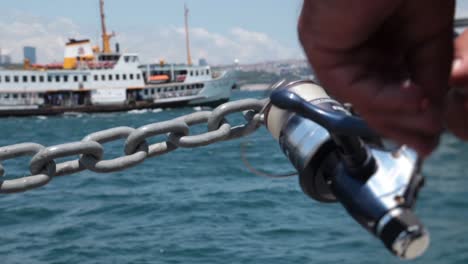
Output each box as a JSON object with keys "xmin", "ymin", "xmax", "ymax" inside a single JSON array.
[{"xmin": 265, "ymin": 80, "xmax": 429, "ymax": 259}]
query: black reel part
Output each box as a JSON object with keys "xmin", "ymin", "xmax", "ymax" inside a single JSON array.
[{"xmin": 298, "ymin": 140, "xmax": 339, "ymax": 203}]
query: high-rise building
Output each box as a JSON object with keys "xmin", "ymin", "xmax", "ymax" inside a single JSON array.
[
  {"xmin": 198, "ymin": 58, "xmax": 208, "ymax": 66},
  {"xmin": 24, "ymin": 46, "xmax": 37, "ymax": 64},
  {"xmin": 0, "ymin": 54, "xmax": 11, "ymax": 65},
  {"xmin": 4, "ymin": 55, "xmax": 11, "ymax": 64}
]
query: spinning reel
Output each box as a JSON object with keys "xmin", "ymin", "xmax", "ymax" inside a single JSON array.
[{"xmin": 265, "ymin": 80, "xmax": 429, "ymax": 259}]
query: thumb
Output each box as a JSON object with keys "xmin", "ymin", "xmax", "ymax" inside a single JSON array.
[{"xmin": 451, "ymin": 29, "xmax": 468, "ymax": 86}]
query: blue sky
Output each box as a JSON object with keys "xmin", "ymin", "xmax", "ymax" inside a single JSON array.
[
  {"xmin": 1, "ymin": 0, "xmax": 304, "ymax": 65},
  {"xmin": 1, "ymin": 0, "xmax": 468, "ymax": 65}
]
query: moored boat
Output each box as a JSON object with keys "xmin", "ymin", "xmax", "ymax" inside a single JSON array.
[{"xmin": 0, "ymin": 1, "xmax": 235, "ymax": 117}]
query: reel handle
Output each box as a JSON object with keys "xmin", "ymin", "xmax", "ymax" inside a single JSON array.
[
  {"xmin": 270, "ymin": 89, "xmax": 376, "ymax": 180},
  {"xmin": 270, "ymin": 89, "xmax": 377, "ymax": 138}
]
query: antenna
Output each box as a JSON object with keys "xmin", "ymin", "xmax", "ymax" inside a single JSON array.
[
  {"xmin": 184, "ymin": 3, "xmax": 193, "ymax": 66},
  {"xmin": 100, "ymin": 0, "xmax": 115, "ymax": 53}
]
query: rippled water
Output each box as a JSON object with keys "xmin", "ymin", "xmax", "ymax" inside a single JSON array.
[{"xmin": 1, "ymin": 91, "xmax": 467, "ymax": 264}]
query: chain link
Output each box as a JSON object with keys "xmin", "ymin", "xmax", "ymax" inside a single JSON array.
[
  {"xmin": 80, "ymin": 127, "xmax": 148, "ymax": 173},
  {"xmin": 0, "ymin": 143, "xmax": 54, "ymax": 193},
  {"xmin": 168, "ymin": 111, "xmax": 231, "ymax": 148},
  {"xmin": 0, "ymin": 98, "xmax": 268, "ymax": 193}
]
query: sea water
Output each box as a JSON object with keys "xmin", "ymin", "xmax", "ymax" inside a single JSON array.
[{"xmin": 0, "ymin": 91, "xmax": 467, "ymax": 264}]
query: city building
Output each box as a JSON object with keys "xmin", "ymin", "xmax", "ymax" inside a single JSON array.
[
  {"xmin": 198, "ymin": 58, "xmax": 208, "ymax": 66},
  {"xmin": 0, "ymin": 54, "xmax": 11, "ymax": 65},
  {"xmin": 23, "ymin": 46, "xmax": 37, "ymax": 64}
]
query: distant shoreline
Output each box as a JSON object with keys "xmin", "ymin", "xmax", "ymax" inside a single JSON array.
[{"xmin": 239, "ymin": 83, "xmax": 271, "ymax": 91}]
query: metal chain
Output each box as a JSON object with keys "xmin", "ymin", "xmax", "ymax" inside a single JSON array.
[{"xmin": 0, "ymin": 98, "xmax": 269, "ymax": 194}]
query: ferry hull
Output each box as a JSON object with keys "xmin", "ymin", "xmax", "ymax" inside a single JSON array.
[
  {"xmin": 0, "ymin": 97, "xmax": 229, "ymax": 117},
  {"xmin": 0, "ymin": 68, "xmax": 235, "ymax": 117}
]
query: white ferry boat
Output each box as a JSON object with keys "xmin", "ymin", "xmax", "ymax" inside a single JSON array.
[{"xmin": 0, "ymin": 1, "xmax": 234, "ymax": 117}]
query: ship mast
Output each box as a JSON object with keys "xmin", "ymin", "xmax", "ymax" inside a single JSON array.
[
  {"xmin": 100, "ymin": 0, "xmax": 115, "ymax": 53},
  {"xmin": 184, "ymin": 3, "xmax": 193, "ymax": 66}
]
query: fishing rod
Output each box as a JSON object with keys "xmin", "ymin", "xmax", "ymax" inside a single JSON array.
[{"xmin": 265, "ymin": 80, "xmax": 428, "ymax": 259}]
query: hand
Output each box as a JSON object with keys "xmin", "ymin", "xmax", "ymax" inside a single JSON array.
[
  {"xmin": 298, "ymin": 0, "xmax": 455, "ymax": 156},
  {"xmin": 446, "ymin": 29, "xmax": 468, "ymax": 140}
]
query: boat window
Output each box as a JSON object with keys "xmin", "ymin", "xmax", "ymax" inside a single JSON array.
[
  {"xmin": 5, "ymin": 76, "xmax": 9, "ymax": 83},
  {"xmin": 144, "ymin": 89, "xmax": 148, "ymax": 95},
  {"xmin": 190, "ymin": 71, "xmax": 193, "ymax": 76},
  {"xmin": 136, "ymin": 74, "xmax": 140, "ymax": 80},
  {"xmin": 101, "ymin": 75, "xmax": 106, "ymax": 81},
  {"xmin": 13, "ymin": 94, "xmax": 18, "ymax": 99},
  {"xmin": 83, "ymin": 76, "xmax": 88, "ymax": 82},
  {"xmin": 109, "ymin": 74, "xmax": 113, "ymax": 81},
  {"xmin": 201, "ymin": 83, "xmax": 205, "ymax": 88},
  {"xmin": 63, "ymin": 75, "xmax": 68, "ymax": 82},
  {"xmin": 116, "ymin": 74, "xmax": 120, "ymax": 80},
  {"xmin": 5, "ymin": 93, "xmax": 10, "ymax": 98},
  {"xmin": 195, "ymin": 71, "xmax": 199, "ymax": 76},
  {"xmin": 39, "ymin": 76, "xmax": 44, "ymax": 82},
  {"xmin": 157, "ymin": 88, "xmax": 161, "ymax": 92},
  {"xmin": 206, "ymin": 69, "xmax": 210, "ymax": 75},
  {"xmin": 130, "ymin": 74, "xmax": 134, "ymax": 80},
  {"xmin": 14, "ymin": 76, "xmax": 19, "ymax": 83},
  {"xmin": 151, "ymin": 89, "xmax": 155, "ymax": 95},
  {"xmin": 55, "ymin": 76, "xmax": 60, "ymax": 82},
  {"xmin": 94, "ymin": 75, "xmax": 98, "ymax": 81},
  {"xmin": 48, "ymin": 76, "xmax": 52, "ymax": 82},
  {"xmin": 23, "ymin": 76, "xmax": 28, "ymax": 82},
  {"xmin": 124, "ymin": 56, "xmax": 130, "ymax": 63},
  {"xmin": 181, "ymin": 86, "xmax": 185, "ymax": 90},
  {"xmin": 31, "ymin": 76, "xmax": 36, "ymax": 82},
  {"xmin": 163, "ymin": 88, "xmax": 167, "ymax": 92},
  {"xmin": 74, "ymin": 76, "xmax": 78, "ymax": 82},
  {"xmin": 123, "ymin": 74, "xmax": 127, "ymax": 80},
  {"xmin": 38, "ymin": 93, "xmax": 44, "ymax": 98},
  {"xmin": 0, "ymin": 76, "xmax": 2, "ymax": 82},
  {"xmin": 21, "ymin": 93, "xmax": 26, "ymax": 99}
]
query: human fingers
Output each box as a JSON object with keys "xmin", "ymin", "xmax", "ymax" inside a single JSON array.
[
  {"xmin": 375, "ymin": 123, "xmax": 440, "ymax": 157},
  {"xmin": 358, "ymin": 105, "xmax": 442, "ymax": 156},
  {"xmin": 445, "ymin": 89, "xmax": 468, "ymax": 140},
  {"xmin": 451, "ymin": 29, "xmax": 468, "ymax": 86},
  {"xmin": 445, "ymin": 29, "xmax": 468, "ymax": 140},
  {"xmin": 404, "ymin": 0, "xmax": 454, "ymax": 106},
  {"xmin": 298, "ymin": 0, "xmax": 402, "ymax": 52},
  {"xmin": 347, "ymin": 79, "xmax": 427, "ymax": 114},
  {"xmin": 365, "ymin": 107, "xmax": 443, "ymax": 137}
]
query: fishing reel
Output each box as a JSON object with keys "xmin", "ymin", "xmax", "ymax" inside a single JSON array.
[{"xmin": 264, "ymin": 80, "xmax": 429, "ymax": 259}]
